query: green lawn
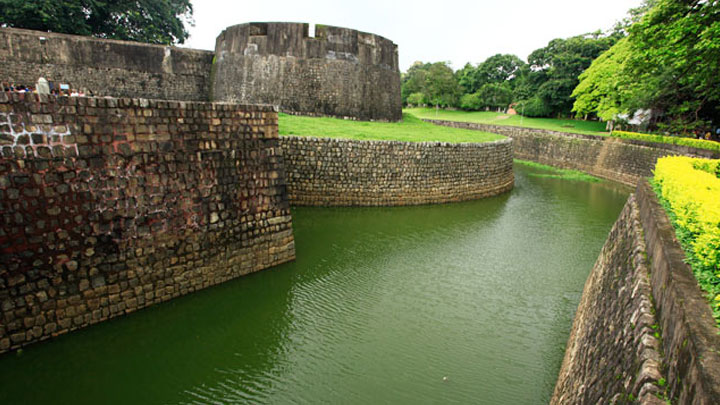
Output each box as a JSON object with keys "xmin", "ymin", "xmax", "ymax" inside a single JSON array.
[
  {"xmin": 278, "ymin": 113, "xmax": 505, "ymax": 143},
  {"xmin": 404, "ymin": 108, "xmax": 609, "ymax": 136}
]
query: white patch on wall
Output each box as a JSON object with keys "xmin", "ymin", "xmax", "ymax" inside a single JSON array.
[{"xmin": 0, "ymin": 112, "xmax": 78, "ymax": 156}]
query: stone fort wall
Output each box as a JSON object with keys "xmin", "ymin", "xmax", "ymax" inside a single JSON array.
[
  {"xmin": 280, "ymin": 136, "xmax": 514, "ymax": 206},
  {"xmin": 0, "ymin": 24, "xmax": 402, "ymax": 122},
  {"xmin": 212, "ymin": 23, "xmax": 402, "ymax": 122},
  {"xmin": 0, "ymin": 93, "xmax": 295, "ymax": 354},
  {"xmin": 551, "ymin": 183, "xmax": 720, "ymax": 404},
  {"xmin": 0, "ymin": 27, "xmax": 215, "ymax": 101},
  {"xmin": 425, "ymin": 119, "xmax": 720, "ymax": 186}
]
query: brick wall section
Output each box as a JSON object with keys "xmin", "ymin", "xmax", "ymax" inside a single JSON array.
[
  {"xmin": 213, "ymin": 23, "xmax": 402, "ymax": 122},
  {"xmin": 636, "ymin": 181, "xmax": 720, "ymax": 404},
  {"xmin": 279, "ymin": 136, "xmax": 514, "ymax": 206},
  {"xmin": 552, "ymin": 195, "xmax": 666, "ymax": 404},
  {"xmin": 0, "ymin": 93, "xmax": 295, "ymax": 354},
  {"xmin": 0, "ymin": 28, "xmax": 214, "ymax": 101},
  {"xmin": 425, "ymin": 120, "xmax": 720, "ymax": 186}
]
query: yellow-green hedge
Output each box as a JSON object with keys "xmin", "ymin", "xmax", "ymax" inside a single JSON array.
[
  {"xmin": 613, "ymin": 130, "xmax": 720, "ymax": 153},
  {"xmin": 653, "ymin": 156, "xmax": 720, "ymax": 325}
]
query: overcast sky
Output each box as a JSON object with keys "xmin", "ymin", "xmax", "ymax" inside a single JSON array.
[{"xmin": 181, "ymin": 0, "xmax": 642, "ymax": 72}]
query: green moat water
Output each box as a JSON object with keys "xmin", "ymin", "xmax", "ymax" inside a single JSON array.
[{"xmin": 0, "ymin": 164, "xmax": 630, "ymax": 404}]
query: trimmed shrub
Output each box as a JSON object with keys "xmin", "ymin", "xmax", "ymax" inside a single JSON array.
[
  {"xmin": 612, "ymin": 130, "xmax": 720, "ymax": 153},
  {"xmin": 653, "ymin": 156, "xmax": 720, "ymax": 326}
]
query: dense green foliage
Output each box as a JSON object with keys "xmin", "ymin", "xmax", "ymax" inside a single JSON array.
[
  {"xmin": 404, "ymin": 108, "xmax": 608, "ymax": 136},
  {"xmin": 612, "ymin": 130, "xmax": 720, "ymax": 153},
  {"xmin": 0, "ymin": 0, "xmax": 193, "ymax": 44},
  {"xmin": 514, "ymin": 97, "xmax": 551, "ymax": 118},
  {"xmin": 573, "ymin": 0, "xmax": 720, "ymax": 132},
  {"xmin": 514, "ymin": 32, "xmax": 620, "ymax": 118},
  {"xmin": 278, "ymin": 113, "xmax": 504, "ymax": 144},
  {"xmin": 401, "ymin": 62, "xmax": 461, "ymax": 108},
  {"xmin": 402, "ymin": 33, "xmax": 619, "ymax": 119},
  {"xmin": 653, "ymin": 157, "xmax": 720, "ymax": 326}
]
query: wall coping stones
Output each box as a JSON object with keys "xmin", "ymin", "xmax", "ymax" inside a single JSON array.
[{"xmin": 636, "ymin": 180, "xmax": 720, "ymax": 403}]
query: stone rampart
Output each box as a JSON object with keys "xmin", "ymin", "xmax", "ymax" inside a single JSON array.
[
  {"xmin": 552, "ymin": 182, "xmax": 720, "ymax": 404},
  {"xmin": 0, "ymin": 93, "xmax": 295, "ymax": 354},
  {"xmin": 212, "ymin": 23, "xmax": 402, "ymax": 121},
  {"xmin": 425, "ymin": 120, "xmax": 720, "ymax": 186},
  {"xmin": 279, "ymin": 135, "xmax": 514, "ymax": 206},
  {"xmin": 552, "ymin": 195, "xmax": 665, "ymax": 404},
  {"xmin": 0, "ymin": 27, "xmax": 214, "ymax": 101}
]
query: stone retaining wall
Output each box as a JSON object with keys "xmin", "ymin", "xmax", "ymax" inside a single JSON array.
[
  {"xmin": 552, "ymin": 182, "xmax": 720, "ymax": 404},
  {"xmin": 279, "ymin": 136, "xmax": 514, "ymax": 206},
  {"xmin": 0, "ymin": 93, "xmax": 295, "ymax": 354},
  {"xmin": 425, "ymin": 120, "xmax": 720, "ymax": 186},
  {"xmin": 552, "ymin": 195, "xmax": 665, "ymax": 404}
]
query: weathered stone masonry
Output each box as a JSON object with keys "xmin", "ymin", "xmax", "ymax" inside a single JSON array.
[
  {"xmin": 552, "ymin": 195, "xmax": 665, "ymax": 404},
  {"xmin": 0, "ymin": 28, "xmax": 214, "ymax": 101},
  {"xmin": 280, "ymin": 136, "xmax": 514, "ymax": 206},
  {"xmin": 426, "ymin": 120, "xmax": 720, "ymax": 186},
  {"xmin": 213, "ymin": 23, "xmax": 402, "ymax": 121},
  {"xmin": 552, "ymin": 183, "xmax": 720, "ymax": 405},
  {"xmin": 0, "ymin": 24, "xmax": 402, "ymax": 122},
  {"xmin": 0, "ymin": 93, "xmax": 295, "ymax": 354}
]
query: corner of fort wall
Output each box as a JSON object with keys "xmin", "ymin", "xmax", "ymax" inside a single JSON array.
[{"xmin": 0, "ymin": 92, "xmax": 295, "ymax": 354}]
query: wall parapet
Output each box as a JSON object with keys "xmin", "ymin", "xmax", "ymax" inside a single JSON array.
[
  {"xmin": 279, "ymin": 135, "xmax": 514, "ymax": 206},
  {"xmin": 0, "ymin": 93, "xmax": 295, "ymax": 354},
  {"xmin": 425, "ymin": 119, "xmax": 720, "ymax": 186}
]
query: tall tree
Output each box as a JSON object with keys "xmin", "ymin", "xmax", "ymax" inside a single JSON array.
[
  {"xmin": 423, "ymin": 62, "xmax": 461, "ymax": 109},
  {"xmin": 0, "ymin": 0, "xmax": 193, "ymax": 45},
  {"xmin": 573, "ymin": 0, "xmax": 720, "ymax": 132},
  {"xmin": 515, "ymin": 31, "xmax": 621, "ymax": 117}
]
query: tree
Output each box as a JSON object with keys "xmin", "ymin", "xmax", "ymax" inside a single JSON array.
[
  {"xmin": 455, "ymin": 54, "xmax": 526, "ymax": 95},
  {"xmin": 515, "ymin": 31, "xmax": 621, "ymax": 117},
  {"xmin": 572, "ymin": 0, "xmax": 720, "ymax": 132},
  {"xmin": 401, "ymin": 61, "xmax": 430, "ymax": 105},
  {"xmin": 0, "ymin": 0, "xmax": 193, "ymax": 45},
  {"xmin": 423, "ymin": 62, "xmax": 461, "ymax": 109},
  {"xmin": 477, "ymin": 83, "xmax": 512, "ymax": 111}
]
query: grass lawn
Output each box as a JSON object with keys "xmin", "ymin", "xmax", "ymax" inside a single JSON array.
[
  {"xmin": 278, "ymin": 113, "xmax": 505, "ymax": 143},
  {"xmin": 404, "ymin": 107, "xmax": 609, "ymax": 136}
]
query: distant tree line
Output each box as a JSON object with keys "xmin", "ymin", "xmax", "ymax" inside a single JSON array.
[{"xmin": 403, "ymin": 0, "xmax": 719, "ymax": 134}]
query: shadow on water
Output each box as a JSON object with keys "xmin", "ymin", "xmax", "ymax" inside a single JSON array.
[{"xmin": 0, "ymin": 163, "xmax": 630, "ymax": 404}]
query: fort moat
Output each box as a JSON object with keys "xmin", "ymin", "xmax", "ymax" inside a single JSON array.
[{"xmin": 0, "ymin": 164, "xmax": 629, "ymax": 404}]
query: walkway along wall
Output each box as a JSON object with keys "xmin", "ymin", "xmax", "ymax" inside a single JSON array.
[
  {"xmin": 552, "ymin": 182, "xmax": 720, "ymax": 404},
  {"xmin": 425, "ymin": 120, "xmax": 720, "ymax": 186},
  {"xmin": 279, "ymin": 136, "xmax": 514, "ymax": 206},
  {"xmin": 0, "ymin": 28, "xmax": 214, "ymax": 101},
  {"xmin": 0, "ymin": 93, "xmax": 295, "ymax": 354}
]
